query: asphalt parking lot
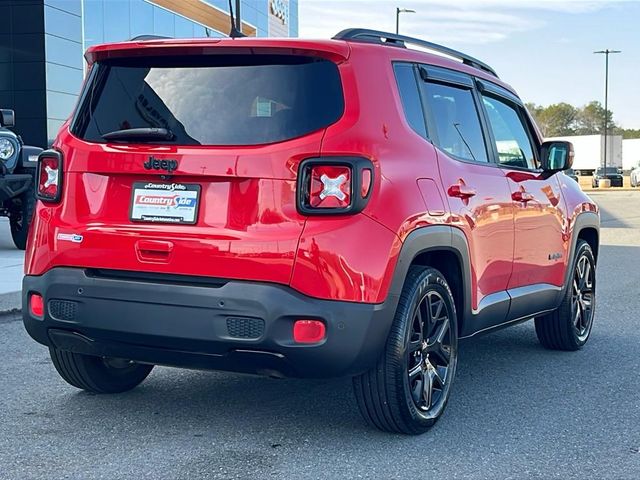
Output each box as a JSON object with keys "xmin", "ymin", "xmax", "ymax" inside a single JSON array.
[{"xmin": 1, "ymin": 191, "xmax": 639, "ymax": 479}]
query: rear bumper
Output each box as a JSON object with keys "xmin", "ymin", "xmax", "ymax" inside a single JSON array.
[
  {"xmin": 22, "ymin": 268, "xmax": 396, "ymax": 378},
  {"xmin": 0, "ymin": 174, "xmax": 31, "ymax": 202},
  {"xmin": 594, "ymin": 176, "xmax": 623, "ymax": 187}
]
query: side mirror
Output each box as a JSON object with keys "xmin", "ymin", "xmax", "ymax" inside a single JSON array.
[
  {"xmin": 0, "ymin": 109, "xmax": 15, "ymax": 128},
  {"xmin": 540, "ymin": 140, "xmax": 573, "ymax": 172}
]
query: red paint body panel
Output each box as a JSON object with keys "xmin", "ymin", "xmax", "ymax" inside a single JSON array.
[{"xmin": 291, "ymin": 215, "xmax": 401, "ymax": 303}]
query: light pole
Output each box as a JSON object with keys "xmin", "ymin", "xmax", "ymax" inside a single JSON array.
[
  {"xmin": 396, "ymin": 7, "xmax": 416, "ymax": 35},
  {"xmin": 594, "ymin": 49, "xmax": 621, "ymax": 174}
]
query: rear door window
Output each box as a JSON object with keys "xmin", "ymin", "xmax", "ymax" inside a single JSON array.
[
  {"xmin": 421, "ymin": 82, "xmax": 488, "ymax": 163},
  {"xmin": 72, "ymin": 55, "xmax": 344, "ymax": 146}
]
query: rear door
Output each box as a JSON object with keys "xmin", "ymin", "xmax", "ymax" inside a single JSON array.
[
  {"xmin": 478, "ymin": 83, "xmax": 567, "ymax": 293},
  {"xmin": 48, "ymin": 52, "xmax": 345, "ymax": 284},
  {"xmin": 418, "ymin": 66, "xmax": 515, "ymax": 319}
]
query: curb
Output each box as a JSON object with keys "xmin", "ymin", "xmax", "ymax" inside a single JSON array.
[
  {"xmin": 0, "ymin": 291, "xmax": 21, "ymax": 314},
  {"xmin": 583, "ymin": 188, "xmax": 639, "ymax": 193}
]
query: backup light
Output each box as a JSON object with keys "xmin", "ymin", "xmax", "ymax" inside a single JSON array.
[
  {"xmin": 319, "ymin": 173, "xmax": 348, "ymax": 201},
  {"xmin": 310, "ymin": 166, "xmax": 351, "ymax": 208}
]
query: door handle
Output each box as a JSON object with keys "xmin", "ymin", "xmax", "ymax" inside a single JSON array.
[
  {"xmin": 448, "ymin": 184, "xmax": 477, "ymax": 199},
  {"xmin": 512, "ymin": 191, "xmax": 534, "ymax": 203}
]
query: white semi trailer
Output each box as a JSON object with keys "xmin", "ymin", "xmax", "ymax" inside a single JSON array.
[
  {"xmin": 545, "ymin": 134, "xmax": 623, "ymax": 175},
  {"xmin": 623, "ymin": 139, "xmax": 640, "ymax": 172}
]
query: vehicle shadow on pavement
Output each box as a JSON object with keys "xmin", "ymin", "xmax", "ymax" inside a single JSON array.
[{"xmin": 52, "ymin": 318, "xmax": 632, "ymax": 445}]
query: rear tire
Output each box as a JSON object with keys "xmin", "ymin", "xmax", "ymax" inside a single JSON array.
[
  {"xmin": 9, "ymin": 186, "xmax": 36, "ymax": 250},
  {"xmin": 49, "ymin": 347, "xmax": 153, "ymax": 393},
  {"xmin": 353, "ymin": 266, "xmax": 458, "ymax": 435},
  {"xmin": 535, "ymin": 240, "xmax": 596, "ymax": 351}
]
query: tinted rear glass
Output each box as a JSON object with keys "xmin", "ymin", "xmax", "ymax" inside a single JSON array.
[{"xmin": 72, "ymin": 55, "xmax": 344, "ymax": 145}]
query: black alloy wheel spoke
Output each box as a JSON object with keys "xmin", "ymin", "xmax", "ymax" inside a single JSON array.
[{"xmin": 422, "ymin": 369, "xmax": 435, "ymax": 410}]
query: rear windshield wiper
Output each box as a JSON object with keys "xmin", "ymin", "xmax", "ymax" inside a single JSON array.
[{"xmin": 102, "ymin": 128, "xmax": 174, "ymax": 142}]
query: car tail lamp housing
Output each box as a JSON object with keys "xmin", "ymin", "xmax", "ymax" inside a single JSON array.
[
  {"xmin": 293, "ymin": 319, "xmax": 326, "ymax": 344},
  {"xmin": 36, "ymin": 149, "xmax": 63, "ymax": 202},
  {"xmin": 297, "ymin": 157, "xmax": 374, "ymax": 215},
  {"xmin": 29, "ymin": 293, "xmax": 44, "ymax": 318}
]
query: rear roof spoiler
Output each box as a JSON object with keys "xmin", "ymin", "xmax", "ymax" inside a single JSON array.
[{"xmin": 84, "ymin": 38, "xmax": 351, "ymax": 65}]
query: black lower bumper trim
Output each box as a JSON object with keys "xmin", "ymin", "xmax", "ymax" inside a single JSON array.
[{"xmin": 23, "ymin": 268, "xmax": 397, "ymax": 378}]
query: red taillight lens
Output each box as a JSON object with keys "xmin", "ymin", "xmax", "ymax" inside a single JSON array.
[
  {"xmin": 297, "ymin": 157, "xmax": 374, "ymax": 215},
  {"xmin": 29, "ymin": 293, "xmax": 44, "ymax": 317},
  {"xmin": 293, "ymin": 319, "xmax": 326, "ymax": 344},
  {"xmin": 309, "ymin": 165, "xmax": 351, "ymax": 208},
  {"xmin": 36, "ymin": 150, "xmax": 62, "ymax": 202}
]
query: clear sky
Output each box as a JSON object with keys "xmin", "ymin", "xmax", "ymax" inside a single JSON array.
[{"xmin": 298, "ymin": 0, "xmax": 640, "ymax": 129}]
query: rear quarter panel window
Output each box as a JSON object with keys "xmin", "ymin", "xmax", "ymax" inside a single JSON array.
[{"xmin": 393, "ymin": 63, "xmax": 428, "ymax": 139}]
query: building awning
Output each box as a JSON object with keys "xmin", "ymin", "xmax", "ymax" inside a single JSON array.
[{"xmin": 149, "ymin": 0, "xmax": 257, "ymax": 37}]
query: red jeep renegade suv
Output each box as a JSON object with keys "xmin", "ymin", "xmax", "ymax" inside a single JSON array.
[{"xmin": 22, "ymin": 29, "xmax": 599, "ymax": 434}]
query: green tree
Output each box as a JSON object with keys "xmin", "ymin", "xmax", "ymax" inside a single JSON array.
[
  {"xmin": 575, "ymin": 101, "xmax": 616, "ymax": 135},
  {"xmin": 619, "ymin": 128, "xmax": 640, "ymax": 139},
  {"xmin": 535, "ymin": 102, "xmax": 578, "ymax": 137}
]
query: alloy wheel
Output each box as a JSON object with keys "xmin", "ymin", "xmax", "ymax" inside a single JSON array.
[
  {"xmin": 407, "ymin": 290, "xmax": 455, "ymax": 417},
  {"xmin": 572, "ymin": 254, "xmax": 595, "ymax": 341}
]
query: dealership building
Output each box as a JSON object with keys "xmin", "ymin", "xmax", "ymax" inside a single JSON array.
[{"xmin": 1, "ymin": 0, "xmax": 299, "ymax": 147}]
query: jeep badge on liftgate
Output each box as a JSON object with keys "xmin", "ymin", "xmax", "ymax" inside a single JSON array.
[{"xmin": 143, "ymin": 156, "xmax": 178, "ymax": 173}]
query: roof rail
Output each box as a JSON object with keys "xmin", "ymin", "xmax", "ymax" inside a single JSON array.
[
  {"xmin": 129, "ymin": 35, "xmax": 172, "ymax": 41},
  {"xmin": 333, "ymin": 28, "xmax": 498, "ymax": 78}
]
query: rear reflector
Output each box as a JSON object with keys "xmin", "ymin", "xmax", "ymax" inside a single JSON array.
[
  {"xmin": 293, "ymin": 319, "xmax": 326, "ymax": 344},
  {"xmin": 29, "ymin": 293, "xmax": 44, "ymax": 317}
]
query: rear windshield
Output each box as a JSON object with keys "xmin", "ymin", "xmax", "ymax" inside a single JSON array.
[{"xmin": 72, "ymin": 55, "xmax": 344, "ymax": 146}]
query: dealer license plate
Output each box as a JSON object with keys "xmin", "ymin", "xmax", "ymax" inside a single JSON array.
[{"xmin": 130, "ymin": 182, "xmax": 200, "ymax": 224}]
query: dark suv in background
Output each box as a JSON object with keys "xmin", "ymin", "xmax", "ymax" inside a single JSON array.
[
  {"xmin": 0, "ymin": 109, "xmax": 42, "ymax": 249},
  {"xmin": 592, "ymin": 166, "xmax": 623, "ymax": 188}
]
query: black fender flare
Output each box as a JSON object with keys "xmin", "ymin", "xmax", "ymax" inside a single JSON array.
[
  {"xmin": 384, "ymin": 225, "xmax": 473, "ymax": 324},
  {"xmin": 561, "ymin": 211, "xmax": 600, "ymax": 295}
]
